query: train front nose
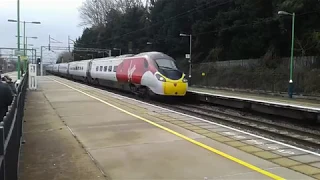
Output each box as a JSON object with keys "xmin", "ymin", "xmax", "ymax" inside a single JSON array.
[{"xmin": 163, "ymin": 80, "xmax": 188, "ymax": 96}]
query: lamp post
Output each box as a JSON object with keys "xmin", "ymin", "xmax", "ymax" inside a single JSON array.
[
  {"xmin": 16, "ymin": 35, "xmax": 38, "ymax": 64},
  {"xmin": 180, "ymin": 33, "xmax": 192, "ymax": 80},
  {"xmin": 13, "ymin": 0, "xmax": 20, "ymax": 80},
  {"xmin": 278, "ymin": 11, "xmax": 295, "ymax": 98},
  {"xmin": 113, "ymin": 48, "xmax": 122, "ymax": 56},
  {"xmin": 8, "ymin": 19, "xmax": 40, "ymax": 74}
]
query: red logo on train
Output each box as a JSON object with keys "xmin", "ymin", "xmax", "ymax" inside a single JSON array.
[{"xmin": 116, "ymin": 57, "xmax": 157, "ymax": 84}]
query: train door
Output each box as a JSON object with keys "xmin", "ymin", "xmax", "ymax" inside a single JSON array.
[
  {"xmin": 67, "ymin": 64, "xmax": 70, "ymax": 75},
  {"xmin": 87, "ymin": 60, "xmax": 93, "ymax": 79}
]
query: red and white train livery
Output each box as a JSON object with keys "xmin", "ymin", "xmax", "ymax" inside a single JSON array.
[{"xmin": 46, "ymin": 51, "xmax": 188, "ymax": 97}]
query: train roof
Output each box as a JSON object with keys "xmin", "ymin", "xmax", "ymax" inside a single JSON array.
[
  {"xmin": 134, "ymin": 51, "xmax": 175, "ymax": 61},
  {"xmin": 116, "ymin": 54, "xmax": 135, "ymax": 58}
]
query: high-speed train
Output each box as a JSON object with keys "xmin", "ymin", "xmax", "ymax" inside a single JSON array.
[{"xmin": 46, "ymin": 51, "xmax": 188, "ymax": 97}]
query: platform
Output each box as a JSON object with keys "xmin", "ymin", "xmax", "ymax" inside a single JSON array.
[
  {"xmin": 20, "ymin": 76, "xmax": 320, "ymax": 180},
  {"xmin": 188, "ymin": 87, "xmax": 320, "ymax": 122}
]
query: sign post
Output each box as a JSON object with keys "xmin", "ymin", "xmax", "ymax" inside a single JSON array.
[{"xmin": 28, "ymin": 64, "xmax": 37, "ymax": 90}]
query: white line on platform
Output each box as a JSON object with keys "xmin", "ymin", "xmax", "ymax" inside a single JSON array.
[{"xmin": 55, "ymin": 77, "xmax": 320, "ymax": 157}]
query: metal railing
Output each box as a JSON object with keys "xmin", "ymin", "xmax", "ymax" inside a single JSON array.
[{"xmin": 0, "ymin": 72, "xmax": 28, "ymax": 180}]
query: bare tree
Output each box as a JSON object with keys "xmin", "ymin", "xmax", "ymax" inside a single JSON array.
[
  {"xmin": 79, "ymin": 0, "xmax": 145, "ymax": 27},
  {"xmin": 114, "ymin": 0, "xmax": 143, "ymax": 12},
  {"xmin": 295, "ymin": 32, "xmax": 320, "ymax": 56},
  {"xmin": 56, "ymin": 51, "xmax": 73, "ymax": 63},
  {"xmin": 79, "ymin": 0, "xmax": 116, "ymax": 27}
]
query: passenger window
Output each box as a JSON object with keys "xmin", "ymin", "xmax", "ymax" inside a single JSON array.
[
  {"xmin": 108, "ymin": 66, "xmax": 112, "ymax": 72},
  {"xmin": 100, "ymin": 66, "xmax": 103, "ymax": 71},
  {"xmin": 104, "ymin": 66, "xmax": 108, "ymax": 72},
  {"xmin": 96, "ymin": 66, "xmax": 99, "ymax": 71},
  {"xmin": 113, "ymin": 66, "xmax": 118, "ymax": 72}
]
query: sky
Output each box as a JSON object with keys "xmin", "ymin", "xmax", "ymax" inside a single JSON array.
[{"xmin": 0, "ymin": 0, "xmax": 86, "ymax": 64}]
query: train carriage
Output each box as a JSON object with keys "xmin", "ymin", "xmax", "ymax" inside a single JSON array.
[
  {"xmin": 68, "ymin": 60, "xmax": 91, "ymax": 81},
  {"xmin": 45, "ymin": 64, "xmax": 54, "ymax": 74},
  {"xmin": 52, "ymin": 64, "xmax": 59, "ymax": 75},
  {"xmin": 89, "ymin": 55, "xmax": 134, "ymax": 88},
  {"xmin": 58, "ymin": 63, "xmax": 69, "ymax": 77}
]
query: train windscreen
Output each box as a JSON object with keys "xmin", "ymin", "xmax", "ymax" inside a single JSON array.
[
  {"xmin": 155, "ymin": 59, "xmax": 182, "ymax": 80},
  {"xmin": 155, "ymin": 59, "xmax": 178, "ymax": 70}
]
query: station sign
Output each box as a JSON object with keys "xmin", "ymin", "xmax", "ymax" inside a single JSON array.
[
  {"xmin": 14, "ymin": 50, "xmax": 23, "ymax": 56},
  {"xmin": 28, "ymin": 64, "xmax": 37, "ymax": 90},
  {"xmin": 185, "ymin": 54, "xmax": 190, "ymax": 59},
  {"xmin": 21, "ymin": 56, "xmax": 28, "ymax": 61}
]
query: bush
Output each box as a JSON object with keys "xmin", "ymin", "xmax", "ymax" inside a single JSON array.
[{"xmin": 192, "ymin": 64, "xmax": 320, "ymax": 96}]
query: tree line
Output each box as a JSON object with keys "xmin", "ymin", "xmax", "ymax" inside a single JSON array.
[{"xmin": 73, "ymin": 0, "xmax": 320, "ymax": 64}]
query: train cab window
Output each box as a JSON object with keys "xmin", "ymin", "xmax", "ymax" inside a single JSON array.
[
  {"xmin": 100, "ymin": 66, "xmax": 103, "ymax": 71},
  {"xmin": 155, "ymin": 59, "xmax": 178, "ymax": 70},
  {"xmin": 96, "ymin": 66, "xmax": 99, "ymax": 71},
  {"xmin": 113, "ymin": 66, "xmax": 118, "ymax": 72},
  {"xmin": 108, "ymin": 66, "xmax": 112, "ymax": 72}
]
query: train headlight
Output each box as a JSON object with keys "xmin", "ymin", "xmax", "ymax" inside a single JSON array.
[
  {"xmin": 155, "ymin": 74, "xmax": 166, "ymax": 82},
  {"xmin": 182, "ymin": 78, "xmax": 188, "ymax": 83}
]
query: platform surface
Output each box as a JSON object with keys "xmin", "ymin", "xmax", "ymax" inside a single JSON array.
[
  {"xmin": 189, "ymin": 87, "xmax": 320, "ymax": 112},
  {"xmin": 20, "ymin": 76, "xmax": 320, "ymax": 180}
]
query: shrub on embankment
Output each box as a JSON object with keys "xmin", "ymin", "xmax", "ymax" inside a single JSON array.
[{"xmin": 189, "ymin": 61, "xmax": 320, "ymax": 96}]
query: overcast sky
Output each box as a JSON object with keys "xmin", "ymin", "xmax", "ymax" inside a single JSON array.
[{"xmin": 0, "ymin": 0, "xmax": 85, "ymax": 63}]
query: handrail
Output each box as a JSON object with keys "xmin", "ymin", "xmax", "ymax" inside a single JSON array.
[{"xmin": 0, "ymin": 72, "xmax": 28, "ymax": 180}]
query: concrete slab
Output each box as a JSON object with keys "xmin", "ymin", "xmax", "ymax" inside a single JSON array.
[
  {"xmin": 254, "ymin": 151, "xmax": 282, "ymax": 160},
  {"xmin": 19, "ymin": 91, "xmax": 104, "ymax": 180},
  {"xmin": 290, "ymin": 165, "xmax": 320, "ymax": 176},
  {"xmin": 89, "ymin": 139, "xmax": 268, "ymax": 180},
  {"xmin": 272, "ymin": 148, "xmax": 308, "ymax": 157},
  {"xmin": 52, "ymin": 101, "xmax": 110, "ymax": 117},
  {"xmin": 197, "ymin": 124, "xmax": 221, "ymax": 129},
  {"xmin": 44, "ymin": 91, "xmax": 93, "ymax": 103},
  {"xmin": 289, "ymin": 154, "xmax": 320, "ymax": 164},
  {"xmin": 194, "ymin": 138, "xmax": 277, "ymax": 169},
  {"xmin": 271, "ymin": 157, "xmax": 302, "ymax": 167},
  {"xmin": 267, "ymin": 167, "xmax": 316, "ymax": 180},
  {"xmin": 311, "ymin": 162, "xmax": 320, "ymax": 168}
]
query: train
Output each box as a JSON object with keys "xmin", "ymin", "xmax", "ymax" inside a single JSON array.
[{"xmin": 45, "ymin": 51, "xmax": 188, "ymax": 98}]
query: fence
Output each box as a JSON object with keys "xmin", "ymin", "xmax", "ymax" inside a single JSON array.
[{"xmin": 0, "ymin": 73, "xmax": 28, "ymax": 180}]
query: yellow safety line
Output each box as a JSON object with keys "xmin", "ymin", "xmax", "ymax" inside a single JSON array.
[{"xmin": 49, "ymin": 77, "xmax": 285, "ymax": 180}]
